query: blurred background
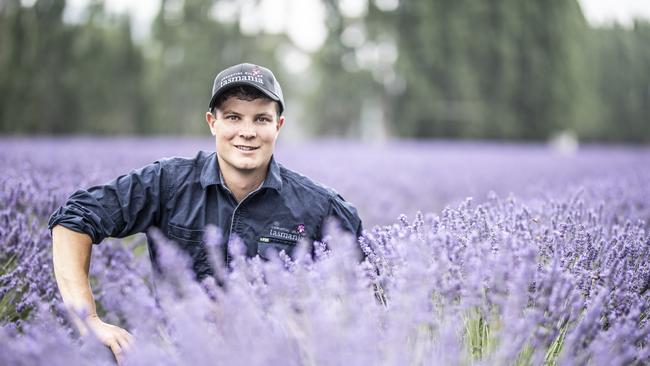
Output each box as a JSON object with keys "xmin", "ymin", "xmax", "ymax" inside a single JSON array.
[{"xmin": 0, "ymin": 0, "xmax": 648, "ymax": 142}]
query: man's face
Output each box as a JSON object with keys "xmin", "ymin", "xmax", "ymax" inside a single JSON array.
[{"xmin": 205, "ymin": 96, "xmax": 284, "ymax": 176}]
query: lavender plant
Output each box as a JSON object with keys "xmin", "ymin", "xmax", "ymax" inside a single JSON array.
[{"xmin": 1, "ymin": 138, "xmax": 649, "ymax": 365}]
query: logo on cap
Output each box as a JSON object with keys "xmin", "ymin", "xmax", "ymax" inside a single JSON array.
[{"xmin": 219, "ymin": 71, "xmax": 264, "ymax": 88}]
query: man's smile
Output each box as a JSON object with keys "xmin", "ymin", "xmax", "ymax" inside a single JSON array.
[{"xmin": 235, "ymin": 145, "xmax": 259, "ymax": 151}]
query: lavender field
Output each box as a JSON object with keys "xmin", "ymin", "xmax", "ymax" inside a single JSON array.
[{"xmin": 1, "ymin": 137, "xmax": 649, "ymax": 365}]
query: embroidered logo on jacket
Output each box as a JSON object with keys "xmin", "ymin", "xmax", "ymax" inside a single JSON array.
[{"xmin": 259, "ymin": 222, "xmax": 305, "ymax": 244}]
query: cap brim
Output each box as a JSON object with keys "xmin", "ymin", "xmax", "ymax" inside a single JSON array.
[{"xmin": 209, "ymin": 81, "xmax": 282, "ymax": 111}]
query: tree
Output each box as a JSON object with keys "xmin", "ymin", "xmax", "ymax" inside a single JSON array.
[
  {"xmin": 149, "ymin": 0, "xmax": 288, "ymax": 134},
  {"xmin": 389, "ymin": 0, "xmax": 589, "ymax": 140}
]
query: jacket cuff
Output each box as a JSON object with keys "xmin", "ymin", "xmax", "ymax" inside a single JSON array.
[{"xmin": 48, "ymin": 206, "xmax": 105, "ymax": 244}]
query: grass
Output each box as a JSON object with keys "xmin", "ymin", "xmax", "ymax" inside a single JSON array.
[
  {"xmin": 461, "ymin": 307, "xmax": 570, "ymax": 365},
  {"xmin": 463, "ymin": 307, "xmax": 497, "ymax": 362}
]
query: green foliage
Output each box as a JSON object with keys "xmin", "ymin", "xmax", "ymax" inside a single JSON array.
[
  {"xmin": 0, "ymin": 252, "xmax": 19, "ymax": 323},
  {"xmin": 0, "ymin": 0, "xmax": 648, "ymax": 141},
  {"xmin": 544, "ymin": 321, "xmax": 568, "ymax": 365},
  {"xmin": 0, "ymin": 0, "xmax": 148, "ymax": 134},
  {"xmin": 385, "ymin": 0, "xmax": 592, "ymax": 140},
  {"xmin": 457, "ymin": 306, "xmax": 571, "ymax": 365},
  {"xmin": 0, "ymin": 256, "xmax": 31, "ymax": 324},
  {"xmin": 515, "ymin": 343, "xmax": 535, "ymax": 366},
  {"xmin": 147, "ymin": 0, "xmax": 288, "ymax": 134},
  {"xmin": 302, "ymin": 0, "xmax": 379, "ymax": 137},
  {"xmin": 583, "ymin": 23, "xmax": 650, "ymax": 142},
  {"xmin": 463, "ymin": 308, "xmax": 497, "ymax": 361}
]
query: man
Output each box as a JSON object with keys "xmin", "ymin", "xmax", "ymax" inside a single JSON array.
[{"xmin": 48, "ymin": 63, "xmax": 363, "ymax": 363}]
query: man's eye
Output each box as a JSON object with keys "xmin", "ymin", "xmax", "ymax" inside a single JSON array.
[
  {"xmin": 256, "ymin": 117, "xmax": 271, "ymax": 123},
  {"xmin": 226, "ymin": 115, "xmax": 239, "ymax": 121}
]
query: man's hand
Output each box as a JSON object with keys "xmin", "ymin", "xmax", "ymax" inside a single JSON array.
[
  {"xmin": 52, "ymin": 225, "xmax": 134, "ymax": 364},
  {"xmin": 84, "ymin": 315, "xmax": 134, "ymax": 365}
]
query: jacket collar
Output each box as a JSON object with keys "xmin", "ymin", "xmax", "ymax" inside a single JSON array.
[{"xmin": 200, "ymin": 152, "xmax": 282, "ymax": 192}]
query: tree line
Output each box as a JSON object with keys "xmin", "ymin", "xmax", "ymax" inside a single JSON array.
[{"xmin": 1, "ymin": 0, "xmax": 648, "ymax": 142}]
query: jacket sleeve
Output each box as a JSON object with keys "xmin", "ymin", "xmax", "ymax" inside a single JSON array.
[
  {"xmin": 47, "ymin": 161, "xmax": 166, "ymax": 244},
  {"xmin": 326, "ymin": 194, "xmax": 363, "ymax": 239}
]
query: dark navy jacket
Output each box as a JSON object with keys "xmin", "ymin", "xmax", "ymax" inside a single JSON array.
[{"xmin": 48, "ymin": 151, "xmax": 363, "ymax": 279}]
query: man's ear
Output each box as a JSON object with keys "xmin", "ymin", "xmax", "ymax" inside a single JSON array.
[
  {"xmin": 276, "ymin": 116, "xmax": 285, "ymax": 132},
  {"xmin": 205, "ymin": 111, "xmax": 217, "ymax": 135}
]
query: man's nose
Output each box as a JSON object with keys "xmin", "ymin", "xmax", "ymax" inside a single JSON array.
[{"xmin": 239, "ymin": 122, "xmax": 256, "ymax": 139}]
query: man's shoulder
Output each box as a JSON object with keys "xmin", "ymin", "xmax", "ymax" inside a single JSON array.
[
  {"xmin": 153, "ymin": 151, "xmax": 212, "ymax": 188},
  {"xmin": 277, "ymin": 164, "xmax": 362, "ymax": 237},
  {"xmin": 278, "ymin": 164, "xmax": 338, "ymax": 201}
]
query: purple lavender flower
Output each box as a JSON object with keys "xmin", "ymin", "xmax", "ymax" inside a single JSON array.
[{"xmin": 1, "ymin": 138, "xmax": 649, "ymax": 364}]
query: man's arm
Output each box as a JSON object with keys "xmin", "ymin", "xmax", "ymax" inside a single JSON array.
[
  {"xmin": 324, "ymin": 194, "xmax": 365, "ymax": 260},
  {"xmin": 48, "ymin": 161, "xmax": 168, "ymax": 364},
  {"xmin": 52, "ymin": 225, "xmax": 133, "ymax": 364},
  {"xmin": 48, "ymin": 161, "xmax": 166, "ymax": 244}
]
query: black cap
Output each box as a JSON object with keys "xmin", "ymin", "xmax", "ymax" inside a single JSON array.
[{"xmin": 209, "ymin": 63, "xmax": 285, "ymax": 114}]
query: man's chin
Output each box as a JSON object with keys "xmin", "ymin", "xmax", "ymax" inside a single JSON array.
[{"xmin": 232, "ymin": 161, "xmax": 261, "ymax": 172}]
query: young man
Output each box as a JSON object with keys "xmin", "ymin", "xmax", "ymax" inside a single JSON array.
[{"xmin": 48, "ymin": 63, "xmax": 363, "ymax": 362}]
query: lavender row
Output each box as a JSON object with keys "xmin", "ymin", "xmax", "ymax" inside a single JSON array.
[{"xmin": 1, "ymin": 138, "xmax": 649, "ymax": 365}]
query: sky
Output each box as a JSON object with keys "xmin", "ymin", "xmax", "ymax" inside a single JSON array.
[
  {"xmin": 62, "ymin": 0, "xmax": 328, "ymax": 51},
  {"xmin": 578, "ymin": 0, "xmax": 650, "ymax": 26},
  {"xmin": 59, "ymin": 0, "xmax": 650, "ymax": 51}
]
